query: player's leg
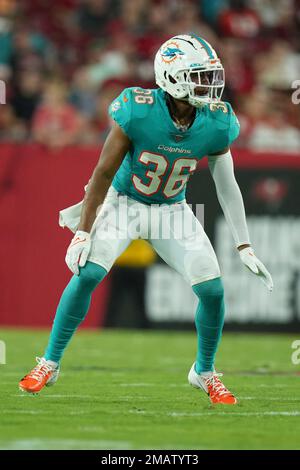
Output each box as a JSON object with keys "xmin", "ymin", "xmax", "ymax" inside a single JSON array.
[
  {"xmin": 43, "ymin": 261, "xmax": 108, "ymax": 365},
  {"xmin": 150, "ymin": 204, "xmax": 224, "ymax": 372},
  {"xmin": 192, "ymin": 277, "xmax": 225, "ymax": 374},
  {"xmin": 19, "ymin": 190, "xmax": 132, "ymax": 393},
  {"xmin": 149, "ymin": 203, "xmax": 236, "ymax": 404}
]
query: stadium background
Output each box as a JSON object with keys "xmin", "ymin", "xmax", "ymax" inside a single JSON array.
[{"xmin": 0, "ymin": 0, "xmax": 300, "ymax": 331}]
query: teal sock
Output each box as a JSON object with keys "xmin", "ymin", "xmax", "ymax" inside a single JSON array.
[
  {"xmin": 44, "ymin": 261, "xmax": 107, "ymax": 363},
  {"xmin": 192, "ymin": 278, "xmax": 225, "ymax": 374}
]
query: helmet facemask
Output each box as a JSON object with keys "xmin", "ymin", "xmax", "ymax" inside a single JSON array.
[{"xmin": 175, "ymin": 66, "xmax": 225, "ymax": 107}]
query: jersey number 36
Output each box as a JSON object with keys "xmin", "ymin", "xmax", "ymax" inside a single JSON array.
[{"xmin": 132, "ymin": 151, "xmax": 197, "ymax": 198}]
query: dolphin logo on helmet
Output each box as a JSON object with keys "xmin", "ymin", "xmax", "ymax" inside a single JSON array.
[{"xmin": 161, "ymin": 41, "xmax": 185, "ymax": 63}]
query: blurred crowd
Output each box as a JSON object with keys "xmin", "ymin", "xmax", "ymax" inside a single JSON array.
[{"xmin": 0, "ymin": 0, "xmax": 299, "ymax": 151}]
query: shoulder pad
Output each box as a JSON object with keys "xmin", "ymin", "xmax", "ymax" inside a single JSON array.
[
  {"xmin": 129, "ymin": 87, "xmax": 156, "ymax": 119},
  {"xmin": 108, "ymin": 88, "xmax": 133, "ymax": 136},
  {"xmin": 109, "ymin": 87, "xmax": 156, "ymax": 136},
  {"xmin": 207, "ymin": 101, "xmax": 233, "ymax": 126},
  {"xmin": 207, "ymin": 101, "xmax": 240, "ymax": 152}
]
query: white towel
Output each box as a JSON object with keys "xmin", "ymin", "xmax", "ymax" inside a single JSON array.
[
  {"xmin": 59, "ymin": 200, "xmax": 83, "ymax": 233},
  {"xmin": 59, "ymin": 185, "xmax": 118, "ymax": 233}
]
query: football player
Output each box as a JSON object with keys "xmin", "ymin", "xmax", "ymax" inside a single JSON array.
[{"xmin": 19, "ymin": 34, "xmax": 273, "ymax": 404}]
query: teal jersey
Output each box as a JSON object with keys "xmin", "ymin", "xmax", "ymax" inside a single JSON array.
[{"xmin": 109, "ymin": 87, "xmax": 240, "ymax": 205}]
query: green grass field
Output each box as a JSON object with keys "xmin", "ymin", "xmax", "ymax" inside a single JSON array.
[{"xmin": 0, "ymin": 328, "xmax": 300, "ymax": 450}]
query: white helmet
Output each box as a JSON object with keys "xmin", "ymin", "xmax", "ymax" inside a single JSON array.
[{"xmin": 154, "ymin": 33, "xmax": 224, "ymax": 107}]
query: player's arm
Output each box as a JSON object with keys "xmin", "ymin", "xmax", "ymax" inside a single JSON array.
[
  {"xmin": 207, "ymin": 148, "xmax": 273, "ymax": 291},
  {"xmin": 65, "ymin": 122, "xmax": 131, "ymax": 275},
  {"xmin": 207, "ymin": 147, "xmax": 250, "ymax": 249},
  {"xmin": 78, "ymin": 122, "xmax": 131, "ymax": 232}
]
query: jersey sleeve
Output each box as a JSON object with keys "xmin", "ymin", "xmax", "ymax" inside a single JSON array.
[
  {"xmin": 227, "ymin": 103, "xmax": 240, "ymax": 146},
  {"xmin": 207, "ymin": 102, "xmax": 240, "ymax": 155},
  {"xmin": 108, "ymin": 88, "xmax": 133, "ymax": 138}
]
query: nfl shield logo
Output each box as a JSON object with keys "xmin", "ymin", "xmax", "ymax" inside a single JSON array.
[{"xmin": 172, "ymin": 134, "xmax": 184, "ymax": 142}]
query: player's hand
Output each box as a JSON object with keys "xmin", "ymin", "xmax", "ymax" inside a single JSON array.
[
  {"xmin": 65, "ymin": 230, "xmax": 91, "ymax": 275},
  {"xmin": 239, "ymin": 247, "xmax": 273, "ymax": 292}
]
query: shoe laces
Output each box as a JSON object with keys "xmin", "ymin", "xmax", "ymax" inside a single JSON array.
[
  {"xmin": 29, "ymin": 357, "xmax": 54, "ymax": 382},
  {"xmin": 205, "ymin": 372, "xmax": 231, "ymax": 397}
]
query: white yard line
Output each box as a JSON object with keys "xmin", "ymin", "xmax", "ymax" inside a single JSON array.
[
  {"xmin": 119, "ymin": 383, "xmax": 188, "ymax": 387},
  {"xmin": 168, "ymin": 411, "xmax": 300, "ymax": 417},
  {"xmin": 239, "ymin": 397, "xmax": 300, "ymax": 402},
  {"xmin": 257, "ymin": 384, "xmax": 290, "ymax": 388},
  {"xmin": 119, "ymin": 383, "xmax": 156, "ymax": 387},
  {"xmin": 1, "ymin": 409, "xmax": 88, "ymax": 415},
  {"xmin": 0, "ymin": 438, "xmax": 131, "ymax": 450},
  {"xmin": 129, "ymin": 409, "xmax": 300, "ymax": 417},
  {"xmin": 1, "ymin": 410, "xmax": 51, "ymax": 415},
  {"xmin": 11, "ymin": 394, "xmax": 93, "ymax": 399}
]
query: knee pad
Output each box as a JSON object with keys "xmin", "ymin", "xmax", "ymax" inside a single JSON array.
[
  {"xmin": 192, "ymin": 277, "xmax": 224, "ymax": 300},
  {"xmin": 75, "ymin": 261, "xmax": 107, "ymax": 290},
  {"xmin": 193, "ymin": 278, "xmax": 224, "ymax": 328}
]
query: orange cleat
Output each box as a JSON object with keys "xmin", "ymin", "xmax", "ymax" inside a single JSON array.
[
  {"xmin": 19, "ymin": 357, "xmax": 59, "ymax": 394},
  {"xmin": 188, "ymin": 363, "xmax": 237, "ymax": 405}
]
